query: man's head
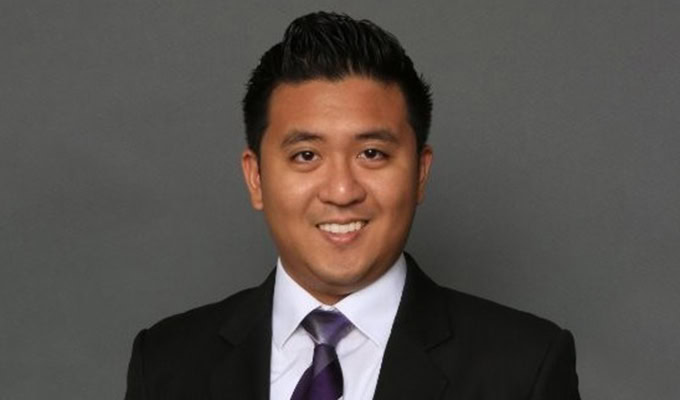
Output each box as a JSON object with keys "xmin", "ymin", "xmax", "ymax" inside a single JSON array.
[{"xmin": 241, "ymin": 12, "xmax": 433, "ymax": 304}]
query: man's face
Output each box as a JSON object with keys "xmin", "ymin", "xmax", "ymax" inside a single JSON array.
[{"xmin": 242, "ymin": 77, "xmax": 432, "ymax": 304}]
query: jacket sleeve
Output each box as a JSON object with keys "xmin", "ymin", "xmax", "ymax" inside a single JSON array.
[
  {"xmin": 529, "ymin": 329, "xmax": 581, "ymax": 400},
  {"xmin": 124, "ymin": 329, "xmax": 148, "ymax": 400}
]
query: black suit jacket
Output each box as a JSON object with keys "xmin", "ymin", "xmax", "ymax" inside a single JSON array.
[{"xmin": 125, "ymin": 255, "xmax": 580, "ymax": 399}]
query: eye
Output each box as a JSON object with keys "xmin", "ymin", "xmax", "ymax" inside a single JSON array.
[
  {"xmin": 359, "ymin": 148, "xmax": 387, "ymax": 160},
  {"xmin": 291, "ymin": 150, "xmax": 318, "ymax": 163}
]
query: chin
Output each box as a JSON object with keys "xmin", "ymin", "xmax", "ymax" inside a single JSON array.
[{"xmin": 315, "ymin": 259, "xmax": 378, "ymax": 287}]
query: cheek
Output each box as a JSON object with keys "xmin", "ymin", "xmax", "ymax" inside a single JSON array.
[
  {"xmin": 261, "ymin": 172, "xmax": 318, "ymax": 215},
  {"xmin": 371, "ymin": 160, "xmax": 419, "ymax": 200},
  {"xmin": 367, "ymin": 173, "xmax": 419, "ymax": 217}
]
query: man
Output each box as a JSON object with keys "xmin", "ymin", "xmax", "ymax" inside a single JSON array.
[{"xmin": 125, "ymin": 11, "xmax": 580, "ymax": 400}]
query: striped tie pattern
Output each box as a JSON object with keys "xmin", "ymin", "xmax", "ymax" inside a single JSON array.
[{"xmin": 290, "ymin": 309, "xmax": 352, "ymax": 400}]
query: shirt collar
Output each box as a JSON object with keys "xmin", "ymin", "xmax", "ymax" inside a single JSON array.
[
  {"xmin": 271, "ymin": 254, "xmax": 407, "ymax": 350},
  {"xmin": 272, "ymin": 259, "xmax": 322, "ymax": 350}
]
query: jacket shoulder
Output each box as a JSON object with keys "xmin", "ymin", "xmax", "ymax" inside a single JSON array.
[
  {"xmin": 434, "ymin": 287, "xmax": 579, "ymax": 397},
  {"xmin": 437, "ymin": 286, "xmax": 572, "ymax": 380},
  {"xmin": 125, "ymin": 286, "xmax": 264, "ymax": 399},
  {"xmin": 143, "ymin": 285, "xmax": 261, "ymax": 345},
  {"xmin": 441, "ymin": 287, "xmax": 563, "ymax": 340}
]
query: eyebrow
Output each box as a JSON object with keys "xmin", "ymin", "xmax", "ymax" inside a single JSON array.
[
  {"xmin": 281, "ymin": 129, "xmax": 399, "ymax": 148},
  {"xmin": 280, "ymin": 130, "xmax": 324, "ymax": 148},
  {"xmin": 355, "ymin": 129, "xmax": 399, "ymax": 144}
]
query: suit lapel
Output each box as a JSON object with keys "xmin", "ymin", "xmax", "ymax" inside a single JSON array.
[
  {"xmin": 373, "ymin": 254, "xmax": 452, "ymax": 400},
  {"xmin": 210, "ymin": 272, "xmax": 275, "ymax": 400}
]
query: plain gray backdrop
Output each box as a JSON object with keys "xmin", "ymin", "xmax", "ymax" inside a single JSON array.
[{"xmin": 2, "ymin": 0, "xmax": 679, "ymax": 399}]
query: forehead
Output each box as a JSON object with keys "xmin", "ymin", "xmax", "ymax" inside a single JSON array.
[{"xmin": 266, "ymin": 77, "xmax": 411, "ymax": 138}]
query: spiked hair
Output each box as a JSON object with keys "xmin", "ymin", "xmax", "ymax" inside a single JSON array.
[{"xmin": 242, "ymin": 11, "xmax": 432, "ymax": 155}]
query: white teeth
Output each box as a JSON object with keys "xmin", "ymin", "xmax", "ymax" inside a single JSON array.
[{"xmin": 318, "ymin": 221, "xmax": 365, "ymax": 234}]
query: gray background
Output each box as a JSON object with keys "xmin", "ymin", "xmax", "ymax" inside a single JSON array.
[{"xmin": 2, "ymin": 0, "xmax": 678, "ymax": 399}]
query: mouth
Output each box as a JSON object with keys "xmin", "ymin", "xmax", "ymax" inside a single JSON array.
[
  {"xmin": 316, "ymin": 220, "xmax": 368, "ymax": 244},
  {"xmin": 317, "ymin": 220, "xmax": 367, "ymax": 234}
]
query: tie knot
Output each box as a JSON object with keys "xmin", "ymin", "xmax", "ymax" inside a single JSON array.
[{"xmin": 301, "ymin": 309, "xmax": 352, "ymax": 347}]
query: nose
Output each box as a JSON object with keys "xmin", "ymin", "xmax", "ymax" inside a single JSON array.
[{"xmin": 317, "ymin": 158, "xmax": 367, "ymax": 206}]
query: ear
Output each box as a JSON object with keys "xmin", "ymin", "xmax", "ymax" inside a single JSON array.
[
  {"xmin": 416, "ymin": 145, "xmax": 433, "ymax": 204},
  {"xmin": 241, "ymin": 149, "xmax": 264, "ymax": 210}
]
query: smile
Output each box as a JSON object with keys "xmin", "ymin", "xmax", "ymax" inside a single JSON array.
[{"xmin": 317, "ymin": 220, "xmax": 367, "ymax": 234}]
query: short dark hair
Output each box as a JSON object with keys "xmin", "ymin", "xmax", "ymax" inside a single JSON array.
[{"xmin": 242, "ymin": 11, "xmax": 432, "ymax": 156}]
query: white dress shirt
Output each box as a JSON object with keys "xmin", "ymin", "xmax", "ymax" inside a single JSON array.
[{"xmin": 270, "ymin": 254, "xmax": 407, "ymax": 400}]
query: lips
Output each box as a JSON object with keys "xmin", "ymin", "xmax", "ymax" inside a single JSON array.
[{"xmin": 316, "ymin": 220, "xmax": 368, "ymax": 244}]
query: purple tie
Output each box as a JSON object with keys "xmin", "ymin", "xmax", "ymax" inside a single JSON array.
[{"xmin": 290, "ymin": 309, "xmax": 352, "ymax": 400}]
